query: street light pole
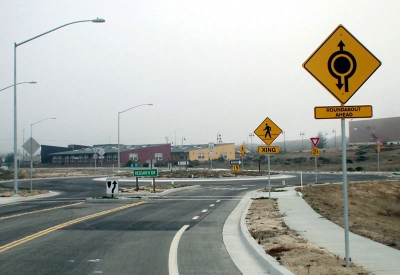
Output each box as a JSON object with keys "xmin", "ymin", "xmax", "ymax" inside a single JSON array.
[
  {"xmin": 182, "ymin": 137, "xmax": 185, "ymax": 145},
  {"xmin": 30, "ymin": 118, "xmax": 56, "ymax": 192},
  {"xmin": 333, "ymin": 129, "xmax": 337, "ymax": 148},
  {"xmin": 249, "ymin": 133, "xmax": 254, "ymax": 154},
  {"xmin": 300, "ymin": 132, "xmax": 305, "ymax": 150},
  {"xmin": 12, "ymin": 18, "xmax": 105, "ymax": 196},
  {"xmin": 118, "ymin": 104, "xmax": 153, "ymax": 170}
]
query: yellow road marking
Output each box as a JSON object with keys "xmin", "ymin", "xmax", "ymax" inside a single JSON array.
[
  {"xmin": 0, "ymin": 201, "xmax": 146, "ymax": 253},
  {"xmin": 0, "ymin": 201, "xmax": 85, "ymax": 221}
]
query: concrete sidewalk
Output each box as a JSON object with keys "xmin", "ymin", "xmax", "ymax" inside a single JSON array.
[
  {"xmin": 258, "ymin": 187, "xmax": 400, "ymax": 275},
  {"xmin": 0, "ymin": 191, "xmax": 58, "ymax": 204}
]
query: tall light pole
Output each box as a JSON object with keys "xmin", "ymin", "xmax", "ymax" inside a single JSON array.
[
  {"xmin": 30, "ymin": 118, "xmax": 56, "ymax": 192},
  {"xmin": 333, "ymin": 129, "xmax": 337, "ymax": 148},
  {"xmin": 182, "ymin": 137, "xmax": 185, "ymax": 145},
  {"xmin": 12, "ymin": 18, "xmax": 105, "ymax": 196},
  {"xmin": 248, "ymin": 133, "xmax": 254, "ymax": 154},
  {"xmin": 283, "ymin": 130, "xmax": 286, "ymax": 152},
  {"xmin": 118, "ymin": 104, "xmax": 153, "ymax": 170},
  {"xmin": 300, "ymin": 132, "xmax": 305, "ymax": 150}
]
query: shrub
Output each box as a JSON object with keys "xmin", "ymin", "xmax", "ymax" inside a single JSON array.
[
  {"xmin": 355, "ymin": 166, "xmax": 364, "ymax": 171},
  {"xmin": 347, "ymin": 167, "xmax": 355, "ymax": 171},
  {"xmin": 357, "ymin": 155, "xmax": 368, "ymax": 162},
  {"xmin": 355, "ymin": 150, "xmax": 367, "ymax": 155},
  {"xmin": 318, "ymin": 156, "xmax": 331, "ymax": 164},
  {"xmin": 347, "ymin": 159, "xmax": 353, "ymax": 163}
]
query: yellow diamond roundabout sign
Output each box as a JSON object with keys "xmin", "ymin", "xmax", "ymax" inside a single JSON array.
[{"xmin": 303, "ymin": 25, "xmax": 381, "ymax": 104}]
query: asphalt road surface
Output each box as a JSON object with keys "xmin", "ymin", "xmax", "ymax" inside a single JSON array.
[{"xmin": 0, "ymin": 172, "xmax": 390, "ymax": 274}]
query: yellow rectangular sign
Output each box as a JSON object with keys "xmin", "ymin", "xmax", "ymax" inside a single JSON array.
[
  {"xmin": 314, "ymin": 105, "xmax": 372, "ymax": 119},
  {"xmin": 258, "ymin": 146, "xmax": 280, "ymax": 154}
]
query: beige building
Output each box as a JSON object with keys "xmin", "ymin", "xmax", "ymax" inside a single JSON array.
[{"xmin": 171, "ymin": 143, "xmax": 236, "ymax": 161}]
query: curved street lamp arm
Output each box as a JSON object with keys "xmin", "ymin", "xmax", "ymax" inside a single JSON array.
[
  {"xmin": 119, "ymin": 103, "xmax": 153, "ymax": 114},
  {"xmin": 0, "ymin": 81, "xmax": 36, "ymax": 92},
  {"xmin": 16, "ymin": 18, "xmax": 105, "ymax": 47}
]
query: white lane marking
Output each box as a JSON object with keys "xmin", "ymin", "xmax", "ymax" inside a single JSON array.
[
  {"xmin": 242, "ymin": 184, "xmax": 256, "ymax": 186},
  {"xmin": 192, "ymin": 216, "xmax": 199, "ymax": 220},
  {"xmin": 216, "ymin": 200, "xmax": 221, "ymax": 202},
  {"xmin": 201, "ymin": 209, "xmax": 208, "ymax": 213},
  {"xmin": 169, "ymin": 224, "xmax": 190, "ymax": 275},
  {"xmin": 210, "ymin": 204, "xmax": 215, "ymax": 207}
]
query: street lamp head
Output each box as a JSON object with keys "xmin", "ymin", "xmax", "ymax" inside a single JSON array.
[
  {"xmin": 92, "ymin": 18, "xmax": 105, "ymax": 23},
  {"xmin": 29, "ymin": 81, "xmax": 37, "ymax": 84},
  {"xmin": 148, "ymin": 103, "xmax": 153, "ymax": 106}
]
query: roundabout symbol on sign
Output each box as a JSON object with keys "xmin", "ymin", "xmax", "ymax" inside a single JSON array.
[{"xmin": 328, "ymin": 41, "xmax": 357, "ymax": 93}]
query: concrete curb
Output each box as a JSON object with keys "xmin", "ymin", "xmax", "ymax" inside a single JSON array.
[{"xmin": 223, "ymin": 191, "xmax": 295, "ymax": 275}]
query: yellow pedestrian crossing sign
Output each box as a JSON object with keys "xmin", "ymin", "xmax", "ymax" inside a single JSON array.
[
  {"xmin": 254, "ymin": 117, "xmax": 282, "ymax": 146},
  {"xmin": 239, "ymin": 145, "xmax": 247, "ymax": 153},
  {"xmin": 303, "ymin": 25, "xmax": 381, "ymax": 104}
]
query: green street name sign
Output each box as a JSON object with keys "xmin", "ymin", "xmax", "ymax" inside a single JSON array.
[{"xmin": 133, "ymin": 169, "xmax": 158, "ymax": 177}]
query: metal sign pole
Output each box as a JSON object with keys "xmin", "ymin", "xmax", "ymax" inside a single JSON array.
[
  {"xmin": 314, "ymin": 156, "xmax": 318, "ymax": 183},
  {"xmin": 268, "ymin": 154, "xmax": 271, "ymax": 200},
  {"xmin": 341, "ymin": 118, "xmax": 350, "ymax": 267}
]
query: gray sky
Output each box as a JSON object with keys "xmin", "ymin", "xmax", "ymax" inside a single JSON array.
[{"xmin": 1, "ymin": 1, "xmax": 399, "ymax": 154}]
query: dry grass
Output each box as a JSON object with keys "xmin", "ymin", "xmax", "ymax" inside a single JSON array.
[
  {"xmin": 300, "ymin": 180, "xmax": 400, "ymax": 249},
  {"xmin": 247, "ymin": 198, "xmax": 369, "ymax": 275}
]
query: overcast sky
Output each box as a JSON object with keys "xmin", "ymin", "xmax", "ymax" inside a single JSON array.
[{"xmin": 1, "ymin": 1, "xmax": 399, "ymax": 154}]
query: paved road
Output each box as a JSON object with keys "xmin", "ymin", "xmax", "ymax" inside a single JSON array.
[{"xmin": 0, "ymin": 172, "xmax": 391, "ymax": 274}]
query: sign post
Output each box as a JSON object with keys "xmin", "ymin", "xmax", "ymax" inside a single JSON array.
[
  {"xmin": 310, "ymin": 138, "xmax": 320, "ymax": 183},
  {"xmin": 254, "ymin": 117, "xmax": 282, "ymax": 200},
  {"xmin": 303, "ymin": 24, "xmax": 381, "ymax": 267},
  {"xmin": 238, "ymin": 144, "xmax": 247, "ymax": 170}
]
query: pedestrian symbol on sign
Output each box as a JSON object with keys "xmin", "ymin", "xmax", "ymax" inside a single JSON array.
[{"xmin": 263, "ymin": 123, "xmax": 272, "ymax": 138}]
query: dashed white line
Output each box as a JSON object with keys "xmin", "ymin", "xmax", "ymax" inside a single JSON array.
[
  {"xmin": 201, "ymin": 209, "xmax": 208, "ymax": 213},
  {"xmin": 210, "ymin": 204, "xmax": 215, "ymax": 207},
  {"xmin": 192, "ymin": 216, "xmax": 199, "ymax": 220},
  {"xmin": 216, "ymin": 200, "xmax": 221, "ymax": 202}
]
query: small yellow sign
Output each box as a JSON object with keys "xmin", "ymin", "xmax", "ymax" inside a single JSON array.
[
  {"xmin": 303, "ymin": 25, "xmax": 381, "ymax": 104},
  {"xmin": 232, "ymin": 165, "xmax": 240, "ymax": 173},
  {"xmin": 311, "ymin": 148, "xmax": 320, "ymax": 156},
  {"xmin": 254, "ymin": 117, "xmax": 282, "ymax": 146},
  {"xmin": 377, "ymin": 146, "xmax": 381, "ymax": 153},
  {"xmin": 258, "ymin": 146, "xmax": 280, "ymax": 154},
  {"xmin": 314, "ymin": 105, "xmax": 373, "ymax": 119},
  {"xmin": 239, "ymin": 145, "xmax": 247, "ymax": 153}
]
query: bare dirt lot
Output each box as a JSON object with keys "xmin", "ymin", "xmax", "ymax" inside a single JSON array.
[{"xmin": 246, "ymin": 180, "xmax": 400, "ymax": 275}]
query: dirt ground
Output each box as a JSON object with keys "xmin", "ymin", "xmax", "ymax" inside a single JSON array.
[{"xmin": 246, "ymin": 180, "xmax": 400, "ymax": 275}]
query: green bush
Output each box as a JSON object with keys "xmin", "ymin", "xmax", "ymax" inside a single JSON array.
[
  {"xmin": 347, "ymin": 167, "xmax": 355, "ymax": 171},
  {"xmin": 357, "ymin": 155, "xmax": 368, "ymax": 162},
  {"xmin": 355, "ymin": 150, "xmax": 367, "ymax": 155},
  {"xmin": 347, "ymin": 159, "xmax": 353, "ymax": 163},
  {"xmin": 355, "ymin": 166, "xmax": 364, "ymax": 171}
]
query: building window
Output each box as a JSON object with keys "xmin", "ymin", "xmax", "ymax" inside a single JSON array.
[
  {"xmin": 78, "ymin": 156, "xmax": 83, "ymax": 162},
  {"xmin": 113, "ymin": 154, "xmax": 118, "ymax": 162},
  {"xmin": 198, "ymin": 153, "xmax": 205, "ymax": 159},
  {"xmin": 129, "ymin": 153, "xmax": 138, "ymax": 161},
  {"xmin": 155, "ymin": 153, "xmax": 163, "ymax": 160},
  {"xmin": 107, "ymin": 156, "xmax": 112, "ymax": 162}
]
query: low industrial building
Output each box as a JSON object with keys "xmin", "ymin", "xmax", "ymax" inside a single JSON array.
[
  {"xmin": 170, "ymin": 143, "xmax": 236, "ymax": 161},
  {"xmin": 349, "ymin": 117, "xmax": 400, "ymax": 144},
  {"xmin": 48, "ymin": 144, "xmax": 171, "ymax": 167}
]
